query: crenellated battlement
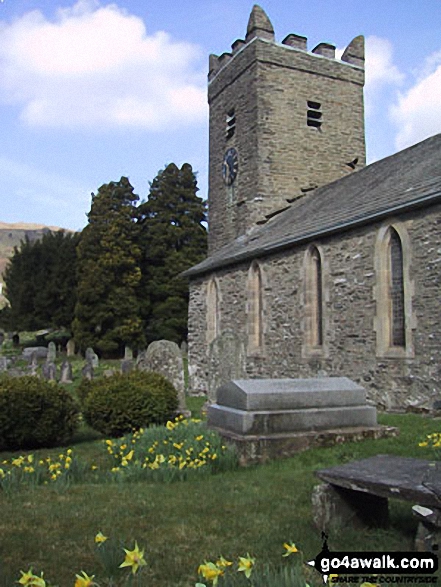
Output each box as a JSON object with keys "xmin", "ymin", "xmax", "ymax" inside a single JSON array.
[{"xmin": 208, "ymin": 4, "xmax": 364, "ymax": 81}]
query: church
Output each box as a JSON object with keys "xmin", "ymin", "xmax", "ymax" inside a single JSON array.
[{"xmin": 184, "ymin": 5, "xmax": 441, "ymax": 411}]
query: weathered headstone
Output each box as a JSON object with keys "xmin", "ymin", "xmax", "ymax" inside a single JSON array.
[
  {"xmin": 29, "ymin": 352, "xmax": 38, "ymax": 376},
  {"xmin": 66, "ymin": 339, "xmax": 76, "ymax": 357},
  {"xmin": 85, "ymin": 348, "xmax": 99, "ymax": 368},
  {"xmin": 23, "ymin": 346, "xmax": 48, "ymax": 360},
  {"xmin": 207, "ymin": 331, "xmax": 247, "ymax": 402},
  {"xmin": 47, "ymin": 341, "xmax": 57, "ymax": 362},
  {"xmin": 42, "ymin": 361, "xmax": 57, "ymax": 381},
  {"xmin": 60, "ymin": 360, "xmax": 73, "ymax": 384},
  {"xmin": 121, "ymin": 359, "xmax": 134, "ymax": 374},
  {"xmin": 82, "ymin": 362, "xmax": 94, "ymax": 380},
  {"xmin": 0, "ymin": 357, "xmax": 9, "ymax": 372},
  {"xmin": 180, "ymin": 340, "xmax": 188, "ymax": 355},
  {"xmin": 124, "ymin": 346, "xmax": 133, "ymax": 361},
  {"xmin": 138, "ymin": 340, "xmax": 187, "ymax": 413}
]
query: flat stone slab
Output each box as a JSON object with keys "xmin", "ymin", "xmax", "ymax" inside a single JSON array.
[
  {"xmin": 208, "ymin": 403, "xmax": 377, "ymax": 435},
  {"xmin": 316, "ymin": 455, "xmax": 441, "ymax": 509},
  {"xmin": 216, "ymin": 377, "xmax": 366, "ymax": 411}
]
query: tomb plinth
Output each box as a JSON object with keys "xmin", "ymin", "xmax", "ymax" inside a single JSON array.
[{"xmin": 207, "ymin": 378, "xmax": 397, "ymax": 464}]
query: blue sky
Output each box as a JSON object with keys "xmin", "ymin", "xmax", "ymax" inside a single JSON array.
[{"xmin": 0, "ymin": 0, "xmax": 440, "ymax": 231}]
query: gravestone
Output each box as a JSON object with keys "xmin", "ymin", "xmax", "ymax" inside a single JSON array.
[
  {"xmin": 47, "ymin": 341, "xmax": 57, "ymax": 362},
  {"xmin": 23, "ymin": 347, "xmax": 48, "ymax": 360},
  {"xmin": 60, "ymin": 360, "xmax": 73, "ymax": 384},
  {"xmin": 85, "ymin": 347, "xmax": 99, "ymax": 368},
  {"xmin": 0, "ymin": 357, "xmax": 9, "ymax": 372},
  {"xmin": 29, "ymin": 352, "xmax": 38, "ymax": 376},
  {"xmin": 121, "ymin": 359, "xmax": 134, "ymax": 374},
  {"xmin": 180, "ymin": 340, "xmax": 188, "ymax": 355},
  {"xmin": 42, "ymin": 361, "xmax": 57, "ymax": 381},
  {"xmin": 207, "ymin": 331, "xmax": 246, "ymax": 402},
  {"xmin": 138, "ymin": 340, "xmax": 187, "ymax": 413},
  {"xmin": 124, "ymin": 346, "xmax": 133, "ymax": 361},
  {"xmin": 82, "ymin": 362, "xmax": 94, "ymax": 380},
  {"xmin": 66, "ymin": 339, "xmax": 75, "ymax": 357}
]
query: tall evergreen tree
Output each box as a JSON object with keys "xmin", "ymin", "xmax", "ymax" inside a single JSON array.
[
  {"xmin": 138, "ymin": 163, "xmax": 207, "ymax": 344},
  {"xmin": 73, "ymin": 177, "xmax": 144, "ymax": 356},
  {"xmin": 1, "ymin": 231, "xmax": 79, "ymax": 331}
]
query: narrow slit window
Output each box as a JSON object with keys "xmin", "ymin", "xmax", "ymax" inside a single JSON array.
[
  {"xmin": 307, "ymin": 100, "xmax": 322, "ymax": 129},
  {"xmin": 389, "ymin": 229, "xmax": 405, "ymax": 347},
  {"xmin": 226, "ymin": 109, "xmax": 236, "ymax": 139},
  {"xmin": 310, "ymin": 247, "xmax": 323, "ymax": 346}
]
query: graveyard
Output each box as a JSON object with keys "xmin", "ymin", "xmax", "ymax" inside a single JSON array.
[{"xmin": 0, "ymin": 334, "xmax": 439, "ymax": 585}]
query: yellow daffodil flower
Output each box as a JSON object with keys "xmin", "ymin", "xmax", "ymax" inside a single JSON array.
[
  {"xmin": 74, "ymin": 571, "xmax": 96, "ymax": 587},
  {"xmin": 198, "ymin": 562, "xmax": 223, "ymax": 586},
  {"xmin": 94, "ymin": 531, "xmax": 108, "ymax": 546},
  {"xmin": 282, "ymin": 542, "xmax": 299, "ymax": 556},
  {"xmin": 166, "ymin": 421, "xmax": 175, "ymax": 431},
  {"xmin": 18, "ymin": 570, "xmax": 46, "ymax": 587},
  {"xmin": 119, "ymin": 541, "xmax": 147, "ymax": 575},
  {"xmin": 216, "ymin": 556, "xmax": 233, "ymax": 569},
  {"xmin": 238, "ymin": 554, "xmax": 255, "ymax": 578}
]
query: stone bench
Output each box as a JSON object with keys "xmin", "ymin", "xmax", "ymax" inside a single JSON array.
[{"xmin": 312, "ymin": 455, "xmax": 441, "ymax": 551}]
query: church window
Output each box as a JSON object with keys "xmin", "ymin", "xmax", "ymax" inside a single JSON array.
[
  {"xmin": 389, "ymin": 228, "xmax": 405, "ymax": 347},
  {"xmin": 206, "ymin": 277, "xmax": 220, "ymax": 345},
  {"xmin": 374, "ymin": 223, "xmax": 414, "ymax": 358},
  {"xmin": 304, "ymin": 246, "xmax": 325, "ymax": 352},
  {"xmin": 247, "ymin": 261, "xmax": 264, "ymax": 352},
  {"xmin": 307, "ymin": 100, "xmax": 322, "ymax": 129},
  {"xmin": 226, "ymin": 109, "xmax": 236, "ymax": 139}
]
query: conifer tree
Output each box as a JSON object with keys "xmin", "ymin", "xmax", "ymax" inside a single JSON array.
[
  {"xmin": 73, "ymin": 177, "xmax": 144, "ymax": 355},
  {"xmin": 138, "ymin": 163, "xmax": 207, "ymax": 344},
  {"xmin": 1, "ymin": 231, "xmax": 79, "ymax": 331}
]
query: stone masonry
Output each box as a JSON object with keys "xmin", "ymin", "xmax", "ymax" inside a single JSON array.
[{"xmin": 188, "ymin": 202, "xmax": 441, "ymax": 410}]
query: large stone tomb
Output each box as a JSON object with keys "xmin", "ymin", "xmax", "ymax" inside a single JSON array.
[{"xmin": 207, "ymin": 378, "xmax": 397, "ymax": 463}]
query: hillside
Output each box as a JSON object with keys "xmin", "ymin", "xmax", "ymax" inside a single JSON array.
[{"xmin": 0, "ymin": 221, "xmax": 72, "ymax": 306}]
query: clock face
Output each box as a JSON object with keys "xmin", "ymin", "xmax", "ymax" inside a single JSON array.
[{"xmin": 222, "ymin": 148, "xmax": 238, "ymax": 186}]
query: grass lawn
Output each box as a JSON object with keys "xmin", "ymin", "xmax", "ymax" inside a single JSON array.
[{"xmin": 0, "ymin": 411, "xmax": 439, "ymax": 586}]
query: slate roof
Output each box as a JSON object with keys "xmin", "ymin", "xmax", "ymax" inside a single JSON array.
[{"xmin": 184, "ymin": 133, "xmax": 441, "ymax": 278}]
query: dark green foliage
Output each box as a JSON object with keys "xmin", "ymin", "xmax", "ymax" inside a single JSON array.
[
  {"xmin": 1, "ymin": 231, "xmax": 79, "ymax": 331},
  {"xmin": 82, "ymin": 370, "xmax": 178, "ymax": 436},
  {"xmin": 0, "ymin": 376, "xmax": 80, "ymax": 450},
  {"xmin": 73, "ymin": 177, "xmax": 145, "ymax": 356},
  {"xmin": 138, "ymin": 163, "xmax": 207, "ymax": 344}
]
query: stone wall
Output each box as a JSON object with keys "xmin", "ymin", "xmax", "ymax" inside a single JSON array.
[{"xmin": 188, "ymin": 203, "xmax": 441, "ymax": 409}]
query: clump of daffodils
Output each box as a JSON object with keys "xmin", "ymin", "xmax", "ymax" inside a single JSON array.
[
  {"xmin": 419, "ymin": 432, "xmax": 441, "ymax": 450},
  {"xmin": 196, "ymin": 542, "xmax": 308, "ymax": 586},
  {"xmin": 0, "ymin": 448, "xmax": 79, "ymax": 493},
  {"xmin": 104, "ymin": 416, "xmax": 237, "ymax": 480}
]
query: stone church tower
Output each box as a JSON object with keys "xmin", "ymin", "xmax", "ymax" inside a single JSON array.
[{"xmin": 208, "ymin": 5, "xmax": 366, "ymax": 253}]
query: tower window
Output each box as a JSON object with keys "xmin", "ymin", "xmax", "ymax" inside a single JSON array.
[
  {"xmin": 226, "ymin": 109, "xmax": 236, "ymax": 139},
  {"xmin": 307, "ymin": 100, "xmax": 322, "ymax": 129}
]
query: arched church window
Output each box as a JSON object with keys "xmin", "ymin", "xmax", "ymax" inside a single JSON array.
[
  {"xmin": 389, "ymin": 228, "xmax": 405, "ymax": 347},
  {"xmin": 206, "ymin": 277, "xmax": 220, "ymax": 344},
  {"xmin": 247, "ymin": 261, "xmax": 263, "ymax": 352},
  {"xmin": 374, "ymin": 223, "xmax": 414, "ymax": 358},
  {"xmin": 310, "ymin": 247, "xmax": 324, "ymax": 347}
]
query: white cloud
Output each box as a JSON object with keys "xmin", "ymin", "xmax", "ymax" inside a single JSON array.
[
  {"xmin": 363, "ymin": 36, "xmax": 404, "ymax": 116},
  {"xmin": 390, "ymin": 51, "xmax": 441, "ymax": 151},
  {"xmin": 0, "ymin": 0, "xmax": 207, "ymax": 129}
]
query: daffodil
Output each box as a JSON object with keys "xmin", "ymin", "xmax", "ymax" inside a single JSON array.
[
  {"xmin": 197, "ymin": 562, "xmax": 223, "ymax": 586},
  {"xmin": 282, "ymin": 541, "xmax": 299, "ymax": 556},
  {"xmin": 237, "ymin": 554, "xmax": 255, "ymax": 578},
  {"xmin": 18, "ymin": 570, "xmax": 46, "ymax": 587},
  {"xmin": 94, "ymin": 531, "xmax": 108, "ymax": 546},
  {"xmin": 74, "ymin": 571, "xmax": 96, "ymax": 587},
  {"xmin": 120, "ymin": 541, "xmax": 147, "ymax": 574},
  {"xmin": 166, "ymin": 421, "xmax": 175, "ymax": 431},
  {"xmin": 216, "ymin": 556, "xmax": 232, "ymax": 569}
]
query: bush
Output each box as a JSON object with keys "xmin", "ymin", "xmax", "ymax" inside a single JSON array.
[
  {"xmin": 0, "ymin": 376, "xmax": 80, "ymax": 450},
  {"xmin": 82, "ymin": 370, "xmax": 179, "ymax": 436}
]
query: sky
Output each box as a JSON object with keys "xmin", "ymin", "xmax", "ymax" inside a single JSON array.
[{"xmin": 0, "ymin": 0, "xmax": 440, "ymax": 231}]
